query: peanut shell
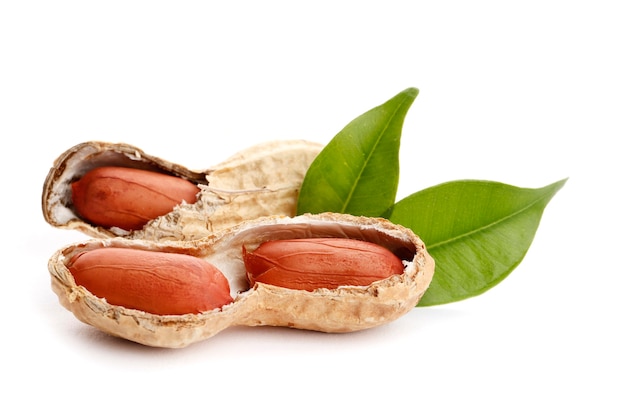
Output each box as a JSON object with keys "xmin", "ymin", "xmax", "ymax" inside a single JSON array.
[
  {"xmin": 48, "ymin": 213, "xmax": 435, "ymax": 348},
  {"xmin": 42, "ymin": 140, "xmax": 323, "ymax": 241}
]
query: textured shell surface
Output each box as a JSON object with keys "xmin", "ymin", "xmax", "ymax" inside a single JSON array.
[
  {"xmin": 42, "ymin": 140, "xmax": 324, "ymax": 241},
  {"xmin": 49, "ymin": 213, "xmax": 435, "ymax": 348}
]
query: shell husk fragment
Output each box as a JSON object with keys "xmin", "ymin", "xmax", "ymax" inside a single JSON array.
[
  {"xmin": 41, "ymin": 140, "xmax": 323, "ymax": 241},
  {"xmin": 49, "ymin": 213, "xmax": 435, "ymax": 348}
]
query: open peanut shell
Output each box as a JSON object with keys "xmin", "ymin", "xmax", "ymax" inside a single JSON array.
[
  {"xmin": 48, "ymin": 212, "xmax": 435, "ymax": 348},
  {"xmin": 42, "ymin": 140, "xmax": 323, "ymax": 241}
]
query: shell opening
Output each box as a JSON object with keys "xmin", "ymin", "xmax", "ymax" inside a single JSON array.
[{"xmin": 44, "ymin": 143, "xmax": 207, "ymax": 230}]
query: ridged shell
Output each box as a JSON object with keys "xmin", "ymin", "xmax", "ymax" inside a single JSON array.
[
  {"xmin": 48, "ymin": 213, "xmax": 435, "ymax": 348},
  {"xmin": 41, "ymin": 140, "xmax": 323, "ymax": 241}
]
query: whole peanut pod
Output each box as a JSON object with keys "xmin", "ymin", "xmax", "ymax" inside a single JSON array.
[
  {"xmin": 71, "ymin": 167, "xmax": 201, "ymax": 231},
  {"xmin": 243, "ymin": 238, "xmax": 405, "ymax": 291},
  {"xmin": 68, "ymin": 247, "xmax": 233, "ymax": 315}
]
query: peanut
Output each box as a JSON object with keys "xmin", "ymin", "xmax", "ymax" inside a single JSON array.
[
  {"xmin": 68, "ymin": 247, "xmax": 233, "ymax": 315},
  {"xmin": 242, "ymin": 238, "xmax": 405, "ymax": 291},
  {"xmin": 71, "ymin": 166, "xmax": 200, "ymax": 231}
]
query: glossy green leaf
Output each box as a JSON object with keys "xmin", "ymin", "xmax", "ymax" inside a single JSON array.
[
  {"xmin": 388, "ymin": 179, "xmax": 567, "ymax": 306},
  {"xmin": 296, "ymin": 87, "xmax": 418, "ymax": 217}
]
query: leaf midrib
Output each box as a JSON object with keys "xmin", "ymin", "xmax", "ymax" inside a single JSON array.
[
  {"xmin": 339, "ymin": 98, "xmax": 407, "ymax": 213},
  {"xmin": 427, "ymin": 192, "xmax": 550, "ymax": 250}
]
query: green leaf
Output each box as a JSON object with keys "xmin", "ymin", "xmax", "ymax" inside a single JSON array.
[
  {"xmin": 388, "ymin": 179, "xmax": 567, "ymax": 306},
  {"xmin": 296, "ymin": 87, "xmax": 418, "ymax": 217}
]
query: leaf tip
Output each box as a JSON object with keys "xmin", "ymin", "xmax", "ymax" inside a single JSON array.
[
  {"xmin": 402, "ymin": 87, "xmax": 419, "ymax": 98},
  {"xmin": 551, "ymin": 177, "xmax": 569, "ymax": 193}
]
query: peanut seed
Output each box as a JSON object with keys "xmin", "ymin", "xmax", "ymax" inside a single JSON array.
[
  {"xmin": 71, "ymin": 166, "xmax": 200, "ymax": 231},
  {"xmin": 242, "ymin": 238, "xmax": 405, "ymax": 291},
  {"xmin": 68, "ymin": 247, "xmax": 233, "ymax": 315}
]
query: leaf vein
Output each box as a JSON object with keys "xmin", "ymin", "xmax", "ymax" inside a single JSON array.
[
  {"xmin": 340, "ymin": 99, "xmax": 408, "ymax": 213},
  {"xmin": 428, "ymin": 192, "xmax": 550, "ymax": 249}
]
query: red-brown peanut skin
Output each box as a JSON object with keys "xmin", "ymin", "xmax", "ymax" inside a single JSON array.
[
  {"xmin": 242, "ymin": 238, "xmax": 405, "ymax": 291},
  {"xmin": 71, "ymin": 166, "xmax": 200, "ymax": 231},
  {"xmin": 68, "ymin": 248, "xmax": 233, "ymax": 315}
]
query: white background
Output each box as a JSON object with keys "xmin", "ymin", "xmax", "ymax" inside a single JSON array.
[{"xmin": 2, "ymin": 1, "xmax": 624, "ymax": 415}]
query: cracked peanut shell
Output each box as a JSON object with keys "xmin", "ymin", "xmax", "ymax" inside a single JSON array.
[
  {"xmin": 48, "ymin": 212, "xmax": 435, "ymax": 348},
  {"xmin": 42, "ymin": 140, "xmax": 323, "ymax": 241}
]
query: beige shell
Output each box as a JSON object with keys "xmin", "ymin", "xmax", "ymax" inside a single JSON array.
[
  {"xmin": 49, "ymin": 212, "xmax": 435, "ymax": 348},
  {"xmin": 41, "ymin": 140, "xmax": 323, "ymax": 241}
]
